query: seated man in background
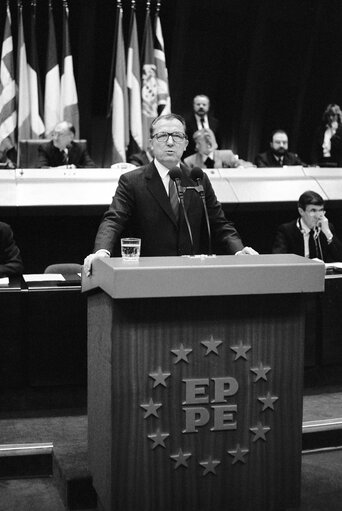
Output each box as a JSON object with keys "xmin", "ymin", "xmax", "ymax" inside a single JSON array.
[
  {"xmin": 255, "ymin": 129, "xmax": 305, "ymax": 167},
  {"xmin": 0, "ymin": 148, "xmax": 16, "ymax": 169},
  {"xmin": 272, "ymin": 190, "xmax": 342, "ymax": 263},
  {"xmin": 0, "ymin": 221, "xmax": 23, "ymax": 277},
  {"xmin": 37, "ymin": 121, "xmax": 96, "ymax": 168},
  {"xmin": 184, "ymin": 128, "xmax": 253, "ymax": 169},
  {"xmin": 127, "ymin": 148, "xmax": 153, "ymax": 167}
]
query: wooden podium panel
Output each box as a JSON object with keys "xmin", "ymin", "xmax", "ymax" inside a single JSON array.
[{"xmin": 85, "ymin": 256, "xmax": 325, "ymax": 511}]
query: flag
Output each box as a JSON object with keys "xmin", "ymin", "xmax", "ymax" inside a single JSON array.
[
  {"xmin": 154, "ymin": 11, "xmax": 171, "ymax": 115},
  {"xmin": 27, "ymin": 1, "xmax": 45, "ymax": 138},
  {"xmin": 0, "ymin": 3, "xmax": 16, "ymax": 153},
  {"xmin": 17, "ymin": 3, "xmax": 31, "ymax": 143},
  {"xmin": 127, "ymin": 6, "xmax": 142, "ymax": 151},
  {"xmin": 44, "ymin": 3, "xmax": 60, "ymax": 136},
  {"xmin": 60, "ymin": 2, "xmax": 79, "ymax": 136},
  {"xmin": 141, "ymin": 7, "xmax": 158, "ymax": 151},
  {"xmin": 111, "ymin": 5, "xmax": 129, "ymax": 162}
]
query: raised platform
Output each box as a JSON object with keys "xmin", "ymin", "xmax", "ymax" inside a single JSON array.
[{"xmin": 1, "ymin": 387, "xmax": 342, "ymax": 510}]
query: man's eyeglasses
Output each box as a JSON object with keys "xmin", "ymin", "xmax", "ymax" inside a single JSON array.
[{"xmin": 151, "ymin": 132, "xmax": 187, "ymax": 144}]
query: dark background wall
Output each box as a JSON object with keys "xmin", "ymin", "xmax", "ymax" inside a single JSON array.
[{"xmin": 2, "ymin": 0, "xmax": 342, "ymax": 165}]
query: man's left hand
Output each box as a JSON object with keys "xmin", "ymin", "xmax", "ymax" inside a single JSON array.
[{"xmin": 235, "ymin": 246, "xmax": 259, "ymax": 255}]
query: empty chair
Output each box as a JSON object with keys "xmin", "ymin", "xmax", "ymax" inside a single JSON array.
[{"xmin": 44, "ymin": 263, "xmax": 82, "ymax": 274}]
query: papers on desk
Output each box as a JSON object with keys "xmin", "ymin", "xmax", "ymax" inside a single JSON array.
[
  {"xmin": 0, "ymin": 277, "xmax": 9, "ymax": 286},
  {"xmin": 23, "ymin": 273, "xmax": 66, "ymax": 282},
  {"xmin": 325, "ymin": 262, "xmax": 342, "ymax": 274}
]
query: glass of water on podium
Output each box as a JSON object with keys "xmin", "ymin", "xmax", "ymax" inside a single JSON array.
[{"xmin": 121, "ymin": 238, "xmax": 141, "ymax": 261}]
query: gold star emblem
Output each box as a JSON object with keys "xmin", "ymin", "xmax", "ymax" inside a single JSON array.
[
  {"xmin": 250, "ymin": 421, "xmax": 271, "ymax": 442},
  {"xmin": 228, "ymin": 444, "xmax": 249, "ymax": 464},
  {"xmin": 258, "ymin": 392, "xmax": 279, "ymax": 411},
  {"xmin": 170, "ymin": 449, "xmax": 192, "ymax": 469},
  {"xmin": 201, "ymin": 335, "xmax": 222, "ymax": 355},
  {"xmin": 171, "ymin": 344, "xmax": 192, "ymax": 364},
  {"xmin": 140, "ymin": 398, "xmax": 162, "ymax": 419},
  {"xmin": 230, "ymin": 341, "xmax": 251, "ymax": 360},
  {"xmin": 199, "ymin": 456, "xmax": 221, "ymax": 475},
  {"xmin": 147, "ymin": 429, "xmax": 170, "ymax": 449},
  {"xmin": 149, "ymin": 367, "xmax": 171, "ymax": 388},
  {"xmin": 250, "ymin": 363, "xmax": 271, "ymax": 382}
]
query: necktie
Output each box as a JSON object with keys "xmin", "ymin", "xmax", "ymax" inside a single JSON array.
[
  {"xmin": 200, "ymin": 118, "xmax": 205, "ymax": 128},
  {"xmin": 205, "ymin": 156, "xmax": 215, "ymax": 168},
  {"xmin": 168, "ymin": 175, "xmax": 179, "ymax": 221},
  {"xmin": 309, "ymin": 229, "xmax": 317, "ymax": 259}
]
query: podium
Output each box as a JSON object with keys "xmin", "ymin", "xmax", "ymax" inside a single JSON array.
[{"xmin": 83, "ymin": 255, "xmax": 325, "ymax": 511}]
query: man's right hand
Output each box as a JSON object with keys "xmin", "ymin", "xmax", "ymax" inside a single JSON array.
[{"xmin": 83, "ymin": 250, "xmax": 110, "ymax": 277}]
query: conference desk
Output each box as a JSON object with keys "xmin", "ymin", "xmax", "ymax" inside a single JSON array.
[
  {"xmin": 1, "ymin": 167, "xmax": 342, "ymax": 273},
  {"xmin": 0, "ymin": 276, "xmax": 87, "ymax": 392}
]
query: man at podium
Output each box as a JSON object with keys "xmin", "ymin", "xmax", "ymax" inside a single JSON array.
[{"xmin": 84, "ymin": 113, "xmax": 257, "ymax": 275}]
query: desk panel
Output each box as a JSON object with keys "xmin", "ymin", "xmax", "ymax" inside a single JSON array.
[
  {"xmin": 26, "ymin": 283, "xmax": 87, "ymax": 386},
  {"xmin": 0, "ymin": 278, "xmax": 26, "ymax": 388}
]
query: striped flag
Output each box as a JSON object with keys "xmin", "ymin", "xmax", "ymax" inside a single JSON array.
[
  {"xmin": 154, "ymin": 11, "xmax": 171, "ymax": 115},
  {"xmin": 17, "ymin": 3, "xmax": 31, "ymax": 142},
  {"xmin": 27, "ymin": 1, "xmax": 45, "ymax": 138},
  {"xmin": 127, "ymin": 6, "xmax": 142, "ymax": 151},
  {"xmin": 44, "ymin": 3, "xmax": 60, "ymax": 136},
  {"xmin": 141, "ymin": 7, "xmax": 158, "ymax": 151},
  {"xmin": 0, "ymin": 3, "xmax": 16, "ymax": 153},
  {"xmin": 111, "ymin": 4, "xmax": 129, "ymax": 162},
  {"xmin": 60, "ymin": 1, "xmax": 79, "ymax": 137}
]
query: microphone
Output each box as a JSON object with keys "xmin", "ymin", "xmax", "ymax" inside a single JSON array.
[
  {"xmin": 169, "ymin": 167, "xmax": 194, "ymax": 256},
  {"xmin": 190, "ymin": 167, "xmax": 212, "ymax": 255}
]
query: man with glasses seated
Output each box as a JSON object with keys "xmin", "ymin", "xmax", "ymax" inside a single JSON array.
[
  {"xmin": 272, "ymin": 190, "xmax": 342, "ymax": 262},
  {"xmin": 37, "ymin": 121, "xmax": 96, "ymax": 168},
  {"xmin": 84, "ymin": 113, "xmax": 257, "ymax": 274}
]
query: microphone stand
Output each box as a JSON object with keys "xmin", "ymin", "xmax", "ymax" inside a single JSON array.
[
  {"xmin": 186, "ymin": 182, "xmax": 212, "ymax": 256},
  {"xmin": 173, "ymin": 178, "xmax": 195, "ymax": 256}
]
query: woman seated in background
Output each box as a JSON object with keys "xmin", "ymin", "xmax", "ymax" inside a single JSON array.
[
  {"xmin": 311, "ymin": 103, "xmax": 342, "ymax": 167},
  {"xmin": 183, "ymin": 128, "xmax": 254, "ymax": 169}
]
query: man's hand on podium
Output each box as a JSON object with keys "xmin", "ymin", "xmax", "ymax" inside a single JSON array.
[
  {"xmin": 83, "ymin": 249, "xmax": 110, "ymax": 276},
  {"xmin": 235, "ymin": 246, "xmax": 259, "ymax": 255}
]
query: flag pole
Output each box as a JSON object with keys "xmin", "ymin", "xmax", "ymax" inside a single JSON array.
[{"xmin": 102, "ymin": 0, "xmax": 121, "ymax": 167}]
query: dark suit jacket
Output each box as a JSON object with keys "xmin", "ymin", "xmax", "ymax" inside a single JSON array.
[
  {"xmin": 183, "ymin": 113, "xmax": 220, "ymax": 157},
  {"xmin": 255, "ymin": 150, "xmax": 304, "ymax": 167},
  {"xmin": 94, "ymin": 161, "xmax": 244, "ymax": 257},
  {"xmin": 330, "ymin": 125, "xmax": 342, "ymax": 167},
  {"xmin": 0, "ymin": 222, "xmax": 24, "ymax": 277},
  {"xmin": 37, "ymin": 141, "xmax": 96, "ymax": 168},
  {"xmin": 127, "ymin": 150, "xmax": 151, "ymax": 167},
  {"xmin": 272, "ymin": 219, "xmax": 342, "ymax": 263}
]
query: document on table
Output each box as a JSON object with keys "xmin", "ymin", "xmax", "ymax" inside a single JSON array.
[
  {"xmin": 0, "ymin": 277, "xmax": 9, "ymax": 286},
  {"xmin": 23, "ymin": 274, "xmax": 66, "ymax": 282}
]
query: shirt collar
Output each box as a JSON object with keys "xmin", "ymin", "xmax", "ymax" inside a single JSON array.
[
  {"xmin": 299, "ymin": 217, "xmax": 311, "ymax": 234},
  {"xmin": 154, "ymin": 158, "xmax": 180, "ymax": 180}
]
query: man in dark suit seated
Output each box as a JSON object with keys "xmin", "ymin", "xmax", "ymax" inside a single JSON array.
[
  {"xmin": 0, "ymin": 148, "xmax": 16, "ymax": 169},
  {"xmin": 0, "ymin": 222, "xmax": 23, "ymax": 277},
  {"xmin": 272, "ymin": 190, "xmax": 342, "ymax": 263},
  {"xmin": 255, "ymin": 129, "xmax": 305, "ymax": 167},
  {"xmin": 36, "ymin": 121, "xmax": 96, "ymax": 168},
  {"xmin": 184, "ymin": 95, "xmax": 220, "ymax": 157},
  {"xmin": 84, "ymin": 113, "xmax": 257, "ymax": 274},
  {"xmin": 127, "ymin": 148, "xmax": 153, "ymax": 167}
]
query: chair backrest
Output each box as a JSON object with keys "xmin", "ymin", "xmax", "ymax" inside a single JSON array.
[
  {"xmin": 19, "ymin": 139, "xmax": 87, "ymax": 168},
  {"xmin": 44, "ymin": 263, "xmax": 82, "ymax": 274}
]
